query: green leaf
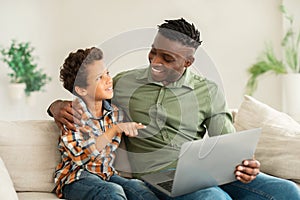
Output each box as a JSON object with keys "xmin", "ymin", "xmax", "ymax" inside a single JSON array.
[
  {"xmin": 0, "ymin": 40, "xmax": 52, "ymax": 94},
  {"xmin": 246, "ymin": 4, "xmax": 300, "ymax": 94}
]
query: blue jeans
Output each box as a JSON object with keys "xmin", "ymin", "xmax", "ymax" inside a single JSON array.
[
  {"xmin": 146, "ymin": 173, "xmax": 300, "ymax": 200},
  {"xmin": 62, "ymin": 170, "xmax": 158, "ymax": 200}
]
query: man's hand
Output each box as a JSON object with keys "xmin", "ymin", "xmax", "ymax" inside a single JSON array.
[
  {"xmin": 49, "ymin": 99, "xmax": 83, "ymax": 131},
  {"xmin": 235, "ymin": 159, "xmax": 260, "ymax": 183}
]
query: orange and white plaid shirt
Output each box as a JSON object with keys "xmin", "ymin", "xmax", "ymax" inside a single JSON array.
[{"xmin": 54, "ymin": 98, "xmax": 123, "ymax": 198}]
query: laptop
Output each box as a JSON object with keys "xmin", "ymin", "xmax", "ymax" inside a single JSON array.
[{"xmin": 141, "ymin": 128, "xmax": 262, "ymax": 197}]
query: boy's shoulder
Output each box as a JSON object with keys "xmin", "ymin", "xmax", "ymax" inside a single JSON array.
[
  {"xmin": 110, "ymin": 103, "xmax": 124, "ymax": 122},
  {"xmin": 111, "ymin": 103, "xmax": 119, "ymax": 111}
]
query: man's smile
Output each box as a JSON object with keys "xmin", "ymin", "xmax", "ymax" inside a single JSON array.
[{"xmin": 151, "ymin": 66, "xmax": 165, "ymax": 73}]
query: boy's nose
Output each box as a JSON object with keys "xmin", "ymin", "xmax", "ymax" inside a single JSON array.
[{"xmin": 106, "ymin": 76, "xmax": 112, "ymax": 84}]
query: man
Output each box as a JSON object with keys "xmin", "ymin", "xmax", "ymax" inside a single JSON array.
[{"xmin": 48, "ymin": 18, "xmax": 300, "ymax": 199}]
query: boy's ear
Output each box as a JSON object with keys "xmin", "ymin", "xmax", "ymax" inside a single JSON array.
[
  {"xmin": 184, "ymin": 56, "xmax": 195, "ymax": 68},
  {"xmin": 75, "ymin": 86, "xmax": 87, "ymax": 96}
]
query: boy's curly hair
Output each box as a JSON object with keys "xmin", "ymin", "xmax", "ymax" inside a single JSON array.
[{"xmin": 60, "ymin": 47, "xmax": 103, "ymax": 96}]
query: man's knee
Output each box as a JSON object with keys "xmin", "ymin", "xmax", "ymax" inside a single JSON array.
[{"xmin": 274, "ymin": 179, "xmax": 300, "ymax": 199}]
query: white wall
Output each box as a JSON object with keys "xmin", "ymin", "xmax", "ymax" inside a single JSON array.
[{"xmin": 0, "ymin": 0, "xmax": 293, "ymax": 120}]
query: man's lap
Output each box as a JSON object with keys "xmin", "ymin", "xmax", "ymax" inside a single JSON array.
[
  {"xmin": 146, "ymin": 172, "xmax": 300, "ymax": 200},
  {"xmin": 145, "ymin": 182, "xmax": 231, "ymax": 200}
]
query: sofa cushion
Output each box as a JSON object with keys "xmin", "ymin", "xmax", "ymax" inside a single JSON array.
[
  {"xmin": 234, "ymin": 95, "xmax": 300, "ymax": 183},
  {"xmin": 0, "ymin": 156, "xmax": 19, "ymax": 200},
  {"xmin": 18, "ymin": 192, "xmax": 63, "ymax": 200},
  {"xmin": 0, "ymin": 120, "xmax": 60, "ymax": 192}
]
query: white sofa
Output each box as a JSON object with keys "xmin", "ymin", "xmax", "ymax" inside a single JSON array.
[{"xmin": 0, "ymin": 95, "xmax": 299, "ymax": 200}]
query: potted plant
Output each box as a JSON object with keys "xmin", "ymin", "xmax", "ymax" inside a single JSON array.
[
  {"xmin": 245, "ymin": 5, "xmax": 300, "ymax": 120},
  {"xmin": 246, "ymin": 5, "xmax": 300, "ymax": 95},
  {"xmin": 0, "ymin": 40, "xmax": 51, "ymax": 99}
]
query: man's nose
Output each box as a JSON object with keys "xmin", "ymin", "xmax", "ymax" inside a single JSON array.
[{"xmin": 151, "ymin": 55, "xmax": 163, "ymax": 65}]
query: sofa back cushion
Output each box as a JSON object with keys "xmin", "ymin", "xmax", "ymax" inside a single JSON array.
[
  {"xmin": 234, "ymin": 95, "xmax": 300, "ymax": 184},
  {"xmin": 0, "ymin": 120, "xmax": 60, "ymax": 192}
]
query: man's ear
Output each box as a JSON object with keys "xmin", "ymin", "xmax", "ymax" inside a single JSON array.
[
  {"xmin": 184, "ymin": 56, "xmax": 195, "ymax": 68},
  {"xmin": 75, "ymin": 86, "xmax": 87, "ymax": 96}
]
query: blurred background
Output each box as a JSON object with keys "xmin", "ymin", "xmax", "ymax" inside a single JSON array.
[{"xmin": 0, "ymin": 0, "xmax": 299, "ymax": 120}]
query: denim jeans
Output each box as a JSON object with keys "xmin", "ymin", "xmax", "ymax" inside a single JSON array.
[
  {"xmin": 62, "ymin": 170, "xmax": 158, "ymax": 200},
  {"xmin": 146, "ymin": 173, "xmax": 300, "ymax": 200}
]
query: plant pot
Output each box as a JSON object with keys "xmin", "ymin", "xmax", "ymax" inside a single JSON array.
[
  {"xmin": 8, "ymin": 83, "xmax": 26, "ymax": 100},
  {"xmin": 26, "ymin": 91, "xmax": 39, "ymax": 106},
  {"xmin": 281, "ymin": 73, "xmax": 300, "ymax": 122}
]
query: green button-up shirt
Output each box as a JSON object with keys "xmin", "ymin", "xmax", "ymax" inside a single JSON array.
[{"xmin": 112, "ymin": 67, "xmax": 235, "ymax": 177}]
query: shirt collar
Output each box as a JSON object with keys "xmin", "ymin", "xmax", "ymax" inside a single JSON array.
[
  {"xmin": 77, "ymin": 97, "xmax": 113, "ymax": 122},
  {"xmin": 136, "ymin": 67, "xmax": 195, "ymax": 89}
]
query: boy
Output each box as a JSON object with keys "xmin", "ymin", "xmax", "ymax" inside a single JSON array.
[{"xmin": 54, "ymin": 47, "xmax": 158, "ymax": 200}]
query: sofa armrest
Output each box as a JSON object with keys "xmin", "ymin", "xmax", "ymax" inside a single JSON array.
[{"xmin": 0, "ymin": 157, "xmax": 19, "ymax": 200}]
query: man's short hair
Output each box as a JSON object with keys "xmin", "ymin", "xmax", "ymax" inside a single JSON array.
[{"xmin": 158, "ymin": 18, "xmax": 202, "ymax": 49}]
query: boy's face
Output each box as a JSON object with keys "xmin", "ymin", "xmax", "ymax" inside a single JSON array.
[{"xmin": 83, "ymin": 59, "xmax": 113, "ymax": 101}]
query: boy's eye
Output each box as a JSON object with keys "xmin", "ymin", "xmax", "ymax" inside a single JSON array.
[
  {"xmin": 96, "ymin": 75, "xmax": 102, "ymax": 81},
  {"xmin": 96, "ymin": 71, "xmax": 110, "ymax": 81}
]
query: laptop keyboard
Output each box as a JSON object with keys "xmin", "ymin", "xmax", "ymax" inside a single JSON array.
[{"xmin": 157, "ymin": 180, "xmax": 174, "ymax": 192}]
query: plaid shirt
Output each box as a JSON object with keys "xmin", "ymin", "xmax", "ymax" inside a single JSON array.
[{"xmin": 54, "ymin": 98, "xmax": 123, "ymax": 198}]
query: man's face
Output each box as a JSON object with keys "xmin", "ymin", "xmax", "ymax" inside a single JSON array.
[{"xmin": 148, "ymin": 33, "xmax": 195, "ymax": 85}]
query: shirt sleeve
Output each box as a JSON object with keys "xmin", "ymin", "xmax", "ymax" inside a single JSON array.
[
  {"xmin": 203, "ymin": 81, "xmax": 236, "ymax": 136},
  {"xmin": 61, "ymin": 129, "xmax": 100, "ymax": 166}
]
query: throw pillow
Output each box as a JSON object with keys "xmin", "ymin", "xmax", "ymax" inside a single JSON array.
[
  {"xmin": 0, "ymin": 157, "xmax": 19, "ymax": 200},
  {"xmin": 0, "ymin": 120, "xmax": 60, "ymax": 192},
  {"xmin": 234, "ymin": 95, "xmax": 300, "ymax": 183}
]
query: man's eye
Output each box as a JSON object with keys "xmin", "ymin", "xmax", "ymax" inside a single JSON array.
[{"xmin": 164, "ymin": 57, "xmax": 174, "ymax": 63}]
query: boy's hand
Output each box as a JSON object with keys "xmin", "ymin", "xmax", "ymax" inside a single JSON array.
[
  {"xmin": 49, "ymin": 99, "xmax": 83, "ymax": 131},
  {"xmin": 116, "ymin": 122, "xmax": 146, "ymax": 137}
]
